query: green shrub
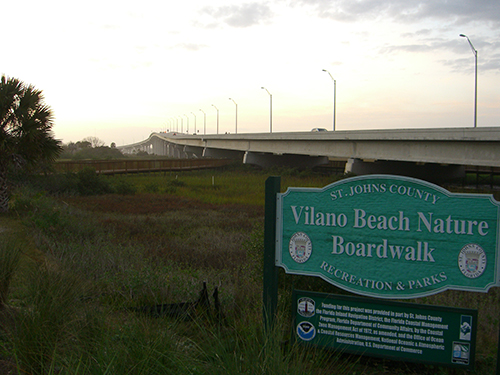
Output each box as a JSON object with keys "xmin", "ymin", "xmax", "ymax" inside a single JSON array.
[
  {"xmin": 76, "ymin": 168, "xmax": 113, "ymax": 195},
  {"xmin": 144, "ymin": 182, "xmax": 160, "ymax": 193},
  {"xmin": 169, "ymin": 179, "xmax": 186, "ymax": 187},
  {"xmin": 112, "ymin": 178, "xmax": 137, "ymax": 195}
]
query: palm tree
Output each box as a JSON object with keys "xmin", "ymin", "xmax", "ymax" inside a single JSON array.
[{"xmin": 0, "ymin": 75, "xmax": 62, "ymax": 212}]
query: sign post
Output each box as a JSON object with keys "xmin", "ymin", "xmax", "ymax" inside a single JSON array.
[{"xmin": 263, "ymin": 176, "xmax": 281, "ymax": 330}]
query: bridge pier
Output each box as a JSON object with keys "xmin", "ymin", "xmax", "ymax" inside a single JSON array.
[
  {"xmin": 345, "ymin": 158, "xmax": 465, "ymax": 183},
  {"xmin": 184, "ymin": 145, "xmax": 204, "ymax": 158}
]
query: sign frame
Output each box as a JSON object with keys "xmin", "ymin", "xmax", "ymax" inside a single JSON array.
[{"xmin": 275, "ymin": 174, "xmax": 500, "ymax": 299}]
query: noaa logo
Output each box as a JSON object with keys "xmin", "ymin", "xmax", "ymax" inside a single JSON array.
[
  {"xmin": 297, "ymin": 321, "xmax": 316, "ymax": 341},
  {"xmin": 297, "ymin": 297, "xmax": 315, "ymax": 317},
  {"xmin": 289, "ymin": 232, "xmax": 312, "ymax": 263},
  {"xmin": 458, "ymin": 244, "xmax": 486, "ymax": 279}
]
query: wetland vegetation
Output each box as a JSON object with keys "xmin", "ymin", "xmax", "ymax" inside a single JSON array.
[{"xmin": 0, "ymin": 164, "xmax": 499, "ymax": 374}]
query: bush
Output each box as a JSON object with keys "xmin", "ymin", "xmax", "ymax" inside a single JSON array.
[
  {"xmin": 169, "ymin": 179, "xmax": 186, "ymax": 187},
  {"xmin": 144, "ymin": 182, "xmax": 160, "ymax": 193},
  {"xmin": 76, "ymin": 168, "xmax": 113, "ymax": 195},
  {"xmin": 112, "ymin": 178, "xmax": 137, "ymax": 195}
]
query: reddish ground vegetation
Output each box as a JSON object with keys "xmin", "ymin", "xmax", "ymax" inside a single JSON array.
[{"xmin": 64, "ymin": 194, "xmax": 264, "ymax": 217}]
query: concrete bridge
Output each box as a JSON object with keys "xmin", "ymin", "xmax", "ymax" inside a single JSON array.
[{"xmin": 118, "ymin": 127, "xmax": 500, "ymax": 182}]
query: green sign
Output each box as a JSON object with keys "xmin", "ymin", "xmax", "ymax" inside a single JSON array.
[
  {"xmin": 276, "ymin": 175, "xmax": 500, "ymax": 298},
  {"xmin": 293, "ymin": 290, "xmax": 477, "ymax": 369}
]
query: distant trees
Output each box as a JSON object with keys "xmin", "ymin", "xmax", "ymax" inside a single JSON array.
[
  {"xmin": 0, "ymin": 75, "xmax": 61, "ymax": 212},
  {"xmin": 60, "ymin": 137, "xmax": 124, "ymax": 160},
  {"xmin": 82, "ymin": 136, "xmax": 105, "ymax": 148}
]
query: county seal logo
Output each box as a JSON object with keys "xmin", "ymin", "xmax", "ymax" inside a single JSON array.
[
  {"xmin": 289, "ymin": 232, "xmax": 312, "ymax": 264},
  {"xmin": 458, "ymin": 244, "xmax": 486, "ymax": 279},
  {"xmin": 297, "ymin": 297, "xmax": 315, "ymax": 317}
]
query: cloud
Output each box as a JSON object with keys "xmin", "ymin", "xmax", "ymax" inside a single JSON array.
[
  {"xmin": 443, "ymin": 54, "xmax": 500, "ymax": 74},
  {"xmin": 289, "ymin": 0, "xmax": 500, "ymax": 26},
  {"xmin": 379, "ymin": 39, "xmax": 457, "ymax": 54},
  {"xmin": 379, "ymin": 43, "xmax": 434, "ymax": 54},
  {"xmin": 376, "ymin": 35, "xmax": 500, "ymax": 74},
  {"xmin": 200, "ymin": 2, "xmax": 273, "ymax": 28},
  {"xmin": 173, "ymin": 43, "xmax": 208, "ymax": 52},
  {"xmin": 401, "ymin": 29, "xmax": 432, "ymax": 38}
]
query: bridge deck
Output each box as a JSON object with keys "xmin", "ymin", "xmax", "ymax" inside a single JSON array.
[{"xmin": 118, "ymin": 127, "xmax": 500, "ymax": 169}]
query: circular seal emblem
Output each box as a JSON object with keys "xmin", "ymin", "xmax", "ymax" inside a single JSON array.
[
  {"xmin": 297, "ymin": 297, "xmax": 315, "ymax": 317},
  {"xmin": 289, "ymin": 232, "xmax": 312, "ymax": 264},
  {"xmin": 297, "ymin": 321, "xmax": 316, "ymax": 341},
  {"xmin": 458, "ymin": 244, "xmax": 487, "ymax": 279}
]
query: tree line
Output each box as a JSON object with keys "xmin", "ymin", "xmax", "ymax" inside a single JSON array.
[{"xmin": 60, "ymin": 136, "xmax": 125, "ymax": 160}]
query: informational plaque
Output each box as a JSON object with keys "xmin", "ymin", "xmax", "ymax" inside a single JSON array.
[{"xmin": 293, "ymin": 290, "xmax": 477, "ymax": 369}]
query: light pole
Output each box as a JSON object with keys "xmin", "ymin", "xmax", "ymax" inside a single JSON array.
[
  {"xmin": 261, "ymin": 87, "xmax": 272, "ymax": 133},
  {"xmin": 322, "ymin": 69, "xmax": 336, "ymax": 131},
  {"xmin": 229, "ymin": 98, "xmax": 238, "ymax": 134},
  {"xmin": 178, "ymin": 116, "xmax": 183, "ymax": 133},
  {"xmin": 191, "ymin": 112, "xmax": 197, "ymax": 134},
  {"xmin": 199, "ymin": 109, "xmax": 206, "ymax": 134},
  {"xmin": 459, "ymin": 34, "xmax": 478, "ymax": 128},
  {"xmin": 184, "ymin": 114, "xmax": 189, "ymax": 133},
  {"xmin": 212, "ymin": 104, "xmax": 219, "ymax": 134}
]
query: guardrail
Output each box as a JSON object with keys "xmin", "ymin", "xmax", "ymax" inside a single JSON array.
[
  {"xmin": 465, "ymin": 166, "xmax": 500, "ymax": 188},
  {"xmin": 54, "ymin": 159, "xmax": 233, "ymax": 175}
]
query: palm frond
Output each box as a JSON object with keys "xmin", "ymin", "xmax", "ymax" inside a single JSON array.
[{"xmin": 0, "ymin": 74, "xmax": 61, "ymax": 170}]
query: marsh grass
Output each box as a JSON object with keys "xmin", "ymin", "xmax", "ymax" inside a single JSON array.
[
  {"xmin": 6, "ymin": 266, "xmax": 96, "ymax": 374},
  {"xmin": 0, "ymin": 234, "xmax": 21, "ymax": 309},
  {"xmin": 1, "ymin": 167, "xmax": 499, "ymax": 374}
]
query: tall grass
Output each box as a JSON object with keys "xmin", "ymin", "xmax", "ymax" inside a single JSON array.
[
  {"xmin": 1, "ymin": 167, "xmax": 498, "ymax": 374},
  {"xmin": 0, "ymin": 234, "xmax": 21, "ymax": 309}
]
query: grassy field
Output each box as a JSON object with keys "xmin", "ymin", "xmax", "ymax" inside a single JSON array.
[{"xmin": 1, "ymin": 165, "xmax": 499, "ymax": 374}]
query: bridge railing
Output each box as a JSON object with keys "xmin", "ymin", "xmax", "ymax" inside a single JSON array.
[{"xmin": 54, "ymin": 159, "xmax": 233, "ymax": 175}]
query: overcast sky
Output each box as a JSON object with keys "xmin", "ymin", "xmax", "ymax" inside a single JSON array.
[{"xmin": 3, "ymin": 0, "xmax": 499, "ymax": 146}]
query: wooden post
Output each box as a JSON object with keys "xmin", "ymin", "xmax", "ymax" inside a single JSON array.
[
  {"xmin": 263, "ymin": 176, "xmax": 280, "ymax": 330},
  {"xmin": 497, "ymin": 323, "xmax": 500, "ymax": 374}
]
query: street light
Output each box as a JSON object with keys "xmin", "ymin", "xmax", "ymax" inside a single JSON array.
[
  {"xmin": 191, "ymin": 112, "xmax": 197, "ymax": 134},
  {"xmin": 322, "ymin": 69, "xmax": 336, "ymax": 131},
  {"xmin": 459, "ymin": 34, "xmax": 478, "ymax": 128},
  {"xmin": 178, "ymin": 116, "xmax": 183, "ymax": 133},
  {"xmin": 184, "ymin": 114, "xmax": 189, "ymax": 133},
  {"xmin": 212, "ymin": 104, "xmax": 219, "ymax": 134},
  {"xmin": 199, "ymin": 109, "xmax": 206, "ymax": 134},
  {"xmin": 229, "ymin": 98, "xmax": 238, "ymax": 134},
  {"xmin": 261, "ymin": 87, "xmax": 272, "ymax": 133}
]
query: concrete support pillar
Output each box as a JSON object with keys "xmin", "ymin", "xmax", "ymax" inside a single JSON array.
[{"xmin": 184, "ymin": 145, "xmax": 204, "ymax": 158}]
